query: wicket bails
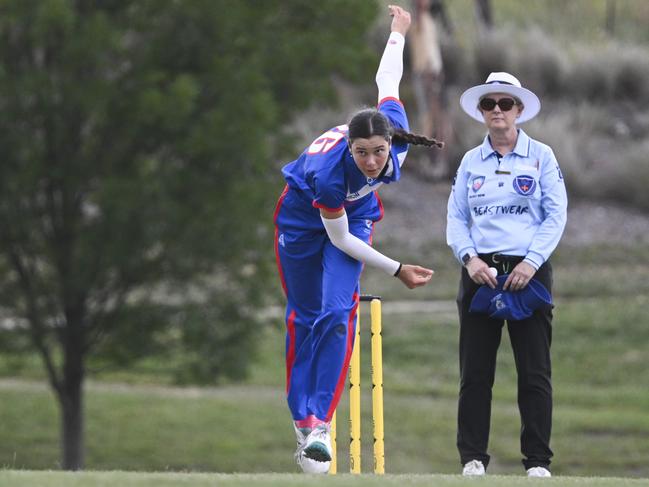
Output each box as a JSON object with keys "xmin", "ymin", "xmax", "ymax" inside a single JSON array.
[{"xmin": 330, "ymin": 294, "xmax": 384, "ymax": 474}]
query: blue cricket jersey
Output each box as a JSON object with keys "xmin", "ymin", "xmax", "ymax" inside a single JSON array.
[
  {"xmin": 281, "ymin": 98, "xmax": 409, "ymax": 227},
  {"xmin": 447, "ymin": 129, "xmax": 568, "ymax": 269}
]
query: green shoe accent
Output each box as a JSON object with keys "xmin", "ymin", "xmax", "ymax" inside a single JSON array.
[{"xmin": 303, "ymin": 441, "xmax": 331, "ymax": 462}]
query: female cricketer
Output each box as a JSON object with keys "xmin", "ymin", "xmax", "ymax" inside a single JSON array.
[{"xmin": 273, "ymin": 4, "xmax": 442, "ymax": 473}]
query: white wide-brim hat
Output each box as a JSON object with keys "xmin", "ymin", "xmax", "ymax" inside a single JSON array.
[{"xmin": 460, "ymin": 72, "xmax": 541, "ymax": 124}]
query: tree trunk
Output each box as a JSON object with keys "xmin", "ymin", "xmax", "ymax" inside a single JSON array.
[
  {"xmin": 605, "ymin": 0, "xmax": 616, "ymax": 35},
  {"xmin": 474, "ymin": 0, "xmax": 493, "ymax": 31},
  {"xmin": 59, "ymin": 339, "xmax": 85, "ymax": 470}
]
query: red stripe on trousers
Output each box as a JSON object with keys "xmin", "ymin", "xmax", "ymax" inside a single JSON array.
[
  {"xmin": 285, "ymin": 310, "xmax": 296, "ymax": 394},
  {"xmin": 273, "ymin": 185, "xmax": 289, "ymax": 296}
]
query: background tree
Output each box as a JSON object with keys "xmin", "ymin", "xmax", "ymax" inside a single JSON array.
[
  {"xmin": 0, "ymin": 0, "xmax": 378, "ymax": 470},
  {"xmin": 474, "ymin": 0, "xmax": 493, "ymax": 31}
]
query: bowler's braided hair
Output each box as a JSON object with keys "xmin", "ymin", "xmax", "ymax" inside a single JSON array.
[{"xmin": 348, "ymin": 108, "xmax": 444, "ymax": 149}]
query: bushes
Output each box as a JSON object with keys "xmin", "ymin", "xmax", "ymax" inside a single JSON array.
[
  {"xmin": 529, "ymin": 101, "xmax": 649, "ymax": 210},
  {"xmin": 436, "ymin": 28, "xmax": 649, "ymax": 210}
]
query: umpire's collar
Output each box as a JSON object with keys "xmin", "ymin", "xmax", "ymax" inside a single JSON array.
[{"xmin": 480, "ymin": 129, "xmax": 531, "ymax": 160}]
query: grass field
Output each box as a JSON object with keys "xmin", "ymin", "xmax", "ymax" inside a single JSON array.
[
  {"xmin": 1, "ymin": 247, "xmax": 648, "ymax": 478},
  {"xmin": 2, "ymin": 471, "xmax": 649, "ymax": 487}
]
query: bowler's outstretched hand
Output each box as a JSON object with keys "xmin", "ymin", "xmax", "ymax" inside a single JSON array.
[
  {"xmin": 397, "ymin": 264, "xmax": 434, "ymax": 289},
  {"xmin": 388, "ymin": 4, "xmax": 411, "ymax": 36}
]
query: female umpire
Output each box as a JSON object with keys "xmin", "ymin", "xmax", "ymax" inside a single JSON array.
[{"xmin": 446, "ymin": 72, "xmax": 568, "ymax": 478}]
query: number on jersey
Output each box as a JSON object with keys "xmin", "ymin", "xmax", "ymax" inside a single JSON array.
[{"xmin": 307, "ymin": 125, "xmax": 348, "ymax": 154}]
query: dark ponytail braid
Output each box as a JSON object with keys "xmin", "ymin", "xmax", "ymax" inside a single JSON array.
[
  {"xmin": 348, "ymin": 108, "xmax": 444, "ymax": 149},
  {"xmin": 392, "ymin": 127, "xmax": 444, "ymax": 149}
]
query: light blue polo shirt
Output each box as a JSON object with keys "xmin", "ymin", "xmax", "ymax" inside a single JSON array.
[{"xmin": 446, "ymin": 129, "xmax": 567, "ymax": 269}]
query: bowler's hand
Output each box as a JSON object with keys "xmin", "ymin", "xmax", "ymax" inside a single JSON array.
[
  {"xmin": 466, "ymin": 257, "xmax": 498, "ymax": 289},
  {"xmin": 388, "ymin": 4, "xmax": 411, "ymax": 36},
  {"xmin": 503, "ymin": 261, "xmax": 536, "ymax": 291},
  {"xmin": 397, "ymin": 264, "xmax": 433, "ymax": 289}
]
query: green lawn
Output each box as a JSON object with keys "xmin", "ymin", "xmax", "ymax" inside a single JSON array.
[
  {"xmin": 2, "ymin": 471, "xmax": 649, "ymax": 487},
  {"xmin": 1, "ymin": 290, "xmax": 648, "ymax": 477},
  {"xmin": 1, "ymin": 238, "xmax": 648, "ymax": 477}
]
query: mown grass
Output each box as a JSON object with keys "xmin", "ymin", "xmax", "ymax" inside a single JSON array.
[
  {"xmin": 2, "ymin": 471, "xmax": 649, "ymax": 487},
  {"xmin": 1, "ymin": 287, "xmax": 648, "ymax": 477}
]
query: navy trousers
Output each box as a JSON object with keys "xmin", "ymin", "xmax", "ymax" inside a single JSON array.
[{"xmin": 456, "ymin": 256, "xmax": 554, "ymax": 471}]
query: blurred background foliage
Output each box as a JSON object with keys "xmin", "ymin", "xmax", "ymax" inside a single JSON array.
[
  {"xmin": 424, "ymin": 0, "xmax": 649, "ymax": 209},
  {"xmin": 0, "ymin": 0, "xmax": 648, "ymax": 475},
  {"xmin": 0, "ymin": 0, "xmax": 378, "ymax": 387},
  {"xmin": 1, "ymin": 0, "xmax": 648, "ymax": 387},
  {"xmin": 0, "ymin": 0, "xmax": 378, "ymax": 469}
]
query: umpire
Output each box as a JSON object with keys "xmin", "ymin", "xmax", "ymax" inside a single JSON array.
[{"xmin": 446, "ymin": 72, "xmax": 568, "ymax": 478}]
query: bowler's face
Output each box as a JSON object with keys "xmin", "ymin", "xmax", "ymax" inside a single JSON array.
[{"xmin": 350, "ymin": 136, "xmax": 391, "ymax": 179}]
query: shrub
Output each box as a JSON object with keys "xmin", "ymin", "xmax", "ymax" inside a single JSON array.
[
  {"xmin": 440, "ymin": 35, "xmax": 468, "ymax": 86},
  {"xmin": 564, "ymin": 51, "xmax": 614, "ymax": 102},
  {"xmin": 532, "ymin": 102, "xmax": 649, "ymax": 211},
  {"xmin": 472, "ymin": 30, "xmax": 513, "ymax": 82},
  {"xmin": 592, "ymin": 140, "xmax": 649, "ymax": 209},
  {"xmin": 510, "ymin": 29, "xmax": 565, "ymax": 98},
  {"xmin": 611, "ymin": 48, "xmax": 649, "ymax": 102}
]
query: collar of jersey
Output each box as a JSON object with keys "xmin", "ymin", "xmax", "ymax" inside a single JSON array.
[{"xmin": 480, "ymin": 129, "xmax": 531, "ymax": 160}]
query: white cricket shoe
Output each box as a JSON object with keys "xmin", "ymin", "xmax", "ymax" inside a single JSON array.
[
  {"xmin": 527, "ymin": 466, "xmax": 552, "ymax": 478},
  {"xmin": 296, "ymin": 453, "xmax": 331, "ymax": 474},
  {"xmin": 294, "ymin": 423, "xmax": 331, "ymax": 474},
  {"xmin": 462, "ymin": 459, "xmax": 486, "ymax": 476}
]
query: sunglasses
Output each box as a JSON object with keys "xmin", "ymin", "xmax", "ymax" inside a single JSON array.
[{"xmin": 479, "ymin": 97, "xmax": 518, "ymax": 111}]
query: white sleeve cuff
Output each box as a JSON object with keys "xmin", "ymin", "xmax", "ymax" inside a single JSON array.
[{"xmin": 321, "ymin": 213, "xmax": 400, "ymax": 276}]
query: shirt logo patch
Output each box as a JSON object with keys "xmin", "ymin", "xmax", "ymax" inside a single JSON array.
[
  {"xmin": 278, "ymin": 233, "xmax": 285, "ymax": 247},
  {"xmin": 472, "ymin": 176, "xmax": 485, "ymax": 192},
  {"xmin": 513, "ymin": 175, "xmax": 536, "ymax": 195}
]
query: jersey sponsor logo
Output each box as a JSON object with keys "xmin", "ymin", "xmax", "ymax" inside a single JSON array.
[
  {"xmin": 472, "ymin": 205, "xmax": 530, "ymax": 216},
  {"xmin": 513, "ymin": 175, "xmax": 536, "ymax": 195},
  {"xmin": 278, "ymin": 233, "xmax": 285, "ymax": 247},
  {"xmin": 346, "ymin": 182, "xmax": 381, "ymax": 201},
  {"xmin": 472, "ymin": 176, "xmax": 485, "ymax": 192}
]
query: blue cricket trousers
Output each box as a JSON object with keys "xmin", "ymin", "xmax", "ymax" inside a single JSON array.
[{"xmin": 274, "ymin": 186, "xmax": 376, "ymax": 422}]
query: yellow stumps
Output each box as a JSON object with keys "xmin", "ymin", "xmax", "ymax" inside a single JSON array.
[
  {"xmin": 329, "ymin": 294, "xmax": 384, "ymax": 475},
  {"xmin": 349, "ymin": 305, "xmax": 362, "ymax": 473},
  {"xmin": 370, "ymin": 298, "xmax": 385, "ymax": 474}
]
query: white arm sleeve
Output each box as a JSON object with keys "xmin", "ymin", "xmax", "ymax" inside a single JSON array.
[
  {"xmin": 376, "ymin": 32, "xmax": 405, "ymax": 102},
  {"xmin": 321, "ymin": 213, "xmax": 400, "ymax": 276}
]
